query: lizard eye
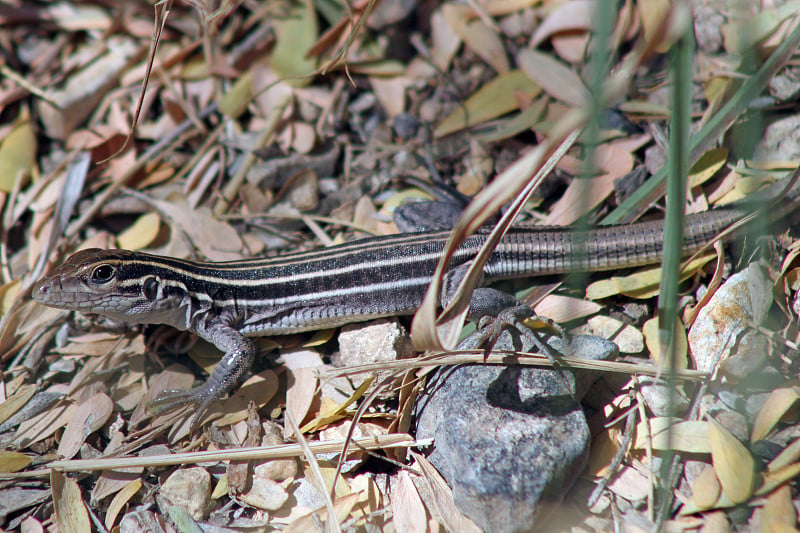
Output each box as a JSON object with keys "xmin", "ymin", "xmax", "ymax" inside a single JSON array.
[
  {"xmin": 90, "ymin": 264, "xmax": 115, "ymax": 283},
  {"xmin": 142, "ymin": 277, "xmax": 159, "ymax": 300}
]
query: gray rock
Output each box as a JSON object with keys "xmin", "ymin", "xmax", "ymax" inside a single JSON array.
[{"xmin": 414, "ymin": 327, "xmax": 617, "ymax": 533}]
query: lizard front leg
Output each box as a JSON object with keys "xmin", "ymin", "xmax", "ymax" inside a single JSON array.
[{"xmin": 149, "ymin": 315, "xmax": 255, "ymax": 425}]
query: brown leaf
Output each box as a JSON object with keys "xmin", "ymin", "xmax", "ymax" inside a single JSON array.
[{"xmin": 57, "ymin": 393, "xmax": 114, "ymax": 460}]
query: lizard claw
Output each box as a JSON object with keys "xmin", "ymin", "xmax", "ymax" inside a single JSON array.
[
  {"xmin": 473, "ymin": 304, "xmax": 568, "ymax": 366},
  {"xmin": 148, "ymin": 386, "xmax": 217, "ymax": 427}
]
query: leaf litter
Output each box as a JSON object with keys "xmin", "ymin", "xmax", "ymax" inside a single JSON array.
[{"xmin": 0, "ymin": 0, "xmax": 799, "ymax": 531}]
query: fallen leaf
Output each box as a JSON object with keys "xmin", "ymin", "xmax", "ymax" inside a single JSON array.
[
  {"xmin": 708, "ymin": 418, "xmax": 757, "ymax": 504},
  {"xmin": 751, "ymin": 387, "xmax": 800, "ymax": 442},
  {"xmin": 518, "ymin": 48, "xmax": 589, "ymax": 106},
  {"xmin": 689, "ymin": 148, "xmax": 728, "ymax": 188},
  {"xmin": 690, "ymin": 467, "xmax": 721, "ymax": 510},
  {"xmin": 531, "ymin": 0, "xmax": 594, "ymax": 47},
  {"xmin": 116, "ymin": 212, "xmax": 161, "ymax": 250},
  {"xmin": 0, "ymin": 451, "xmax": 33, "ymax": 473},
  {"xmin": 0, "ymin": 108, "xmax": 37, "ymax": 192},
  {"xmin": 57, "ymin": 393, "xmax": 114, "ymax": 460},
  {"xmin": 104, "ymin": 479, "xmax": 143, "ymax": 530},
  {"xmin": 643, "ymin": 316, "xmax": 688, "ymax": 369},
  {"xmin": 284, "ymin": 366, "xmax": 318, "ymax": 439},
  {"xmin": 270, "ymin": 0, "xmax": 317, "ymax": 85},
  {"xmin": 52, "ymin": 470, "xmax": 91, "ymax": 533},
  {"xmin": 441, "ymin": 4, "xmax": 509, "ymax": 73},
  {"xmin": 634, "ymin": 418, "xmax": 710, "ymax": 453},
  {"xmin": 435, "ymin": 70, "xmax": 541, "ymax": 137}
]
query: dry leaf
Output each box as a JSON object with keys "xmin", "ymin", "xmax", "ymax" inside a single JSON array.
[
  {"xmin": 270, "ymin": 0, "xmax": 317, "ymax": 85},
  {"xmin": 116, "ymin": 212, "xmax": 161, "ymax": 250},
  {"xmin": 643, "ymin": 316, "xmax": 688, "ymax": 369},
  {"xmin": 533, "ymin": 294, "xmax": 601, "ymax": 323},
  {"xmin": 543, "ymin": 172, "xmax": 617, "ymax": 225},
  {"xmin": 531, "ymin": 0, "xmax": 594, "ymax": 47},
  {"xmin": 37, "ymin": 37, "xmax": 144, "ymax": 139},
  {"xmin": 392, "ymin": 469, "xmax": 431, "ymax": 532},
  {"xmin": 586, "ymin": 254, "xmax": 715, "ymax": 300},
  {"xmin": 0, "ymin": 451, "xmax": 33, "ymax": 473},
  {"xmin": 634, "ymin": 418, "xmax": 710, "ymax": 453},
  {"xmin": 148, "ymin": 196, "xmax": 245, "ymax": 260},
  {"xmin": 52, "ymin": 470, "xmax": 91, "ymax": 532},
  {"xmin": 586, "ymin": 428, "xmax": 620, "ymax": 477},
  {"xmin": 284, "ymin": 367, "xmax": 318, "ymax": 439},
  {"xmin": 638, "ymin": 0, "xmax": 672, "ymax": 52},
  {"xmin": 441, "ymin": 4, "xmax": 509, "ymax": 73},
  {"xmin": 517, "ymin": 48, "xmax": 589, "ymax": 106},
  {"xmin": 213, "ymin": 370, "xmax": 280, "ymax": 426},
  {"xmin": 689, "ymin": 148, "xmax": 729, "ymax": 188},
  {"xmin": 767, "ymin": 439, "xmax": 800, "ymax": 473},
  {"xmin": 708, "ymin": 418, "xmax": 757, "ymax": 504},
  {"xmin": 370, "ymin": 75, "xmax": 409, "ymax": 118},
  {"xmin": 57, "ymin": 393, "xmax": 114, "ymax": 460},
  {"xmin": 751, "ymin": 387, "xmax": 800, "ymax": 442},
  {"xmin": 691, "ymin": 467, "xmax": 721, "ymax": 510},
  {"xmin": 759, "ymin": 462, "xmax": 800, "ymax": 496},
  {"xmin": 104, "ymin": 479, "xmax": 143, "ymax": 530},
  {"xmin": 760, "ymin": 485, "xmax": 796, "ymax": 530},
  {"xmin": 430, "ymin": 8, "xmax": 462, "ymax": 70},
  {"xmin": 14, "ymin": 386, "xmax": 76, "ymax": 447},
  {"xmin": 0, "ymin": 107, "xmax": 37, "ymax": 192},
  {"xmin": 435, "ymin": 70, "xmax": 541, "ymax": 137},
  {"xmin": 413, "ymin": 452, "xmax": 482, "ymax": 533}
]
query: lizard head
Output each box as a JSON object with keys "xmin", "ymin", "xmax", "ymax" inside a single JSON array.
[{"xmin": 32, "ymin": 248, "xmax": 189, "ymax": 325}]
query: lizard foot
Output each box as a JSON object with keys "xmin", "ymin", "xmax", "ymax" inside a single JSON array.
[
  {"xmin": 148, "ymin": 385, "xmax": 219, "ymax": 427},
  {"xmin": 474, "ymin": 305, "xmax": 568, "ymax": 367}
]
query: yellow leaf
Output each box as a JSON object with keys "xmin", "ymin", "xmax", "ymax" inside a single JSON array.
[
  {"xmin": 643, "ymin": 316, "xmax": 688, "ymax": 369},
  {"xmin": 617, "ymin": 99, "xmax": 670, "ymax": 117},
  {"xmin": 708, "ymin": 419, "xmax": 757, "ymax": 504},
  {"xmin": 689, "ymin": 148, "xmax": 728, "ymax": 188},
  {"xmin": 690, "ymin": 467, "xmax": 721, "ymax": 510},
  {"xmin": 758, "ymin": 462, "xmax": 800, "ymax": 496},
  {"xmin": 638, "ymin": 0, "xmax": 672, "ymax": 52},
  {"xmin": 104, "ymin": 479, "xmax": 142, "ymax": 529},
  {"xmin": 435, "ymin": 70, "xmax": 541, "ymax": 137},
  {"xmin": 0, "ymin": 278, "xmax": 21, "ymax": 315},
  {"xmin": 301, "ymin": 376, "xmax": 374, "ymax": 433},
  {"xmin": 346, "ymin": 60, "xmax": 407, "ymax": 76},
  {"xmin": 0, "ymin": 451, "xmax": 33, "ymax": 473},
  {"xmin": 634, "ymin": 418, "xmax": 710, "ymax": 453},
  {"xmin": 586, "ymin": 253, "xmax": 714, "ymax": 300},
  {"xmin": 0, "ymin": 384, "xmax": 36, "ymax": 426},
  {"xmin": 218, "ymin": 71, "xmax": 253, "ymax": 118},
  {"xmin": 751, "ymin": 387, "xmax": 800, "ymax": 442},
  {"xmin": 270, "ymin": 0, "xmax": 317, "ymax": 85},
  {"xmin": 116, "ymin": 212, "xmax": 161, "ymax": 250},
  {"xmin": 0, "ymin": 108, "xmax": 37, "ymax": 192}
]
